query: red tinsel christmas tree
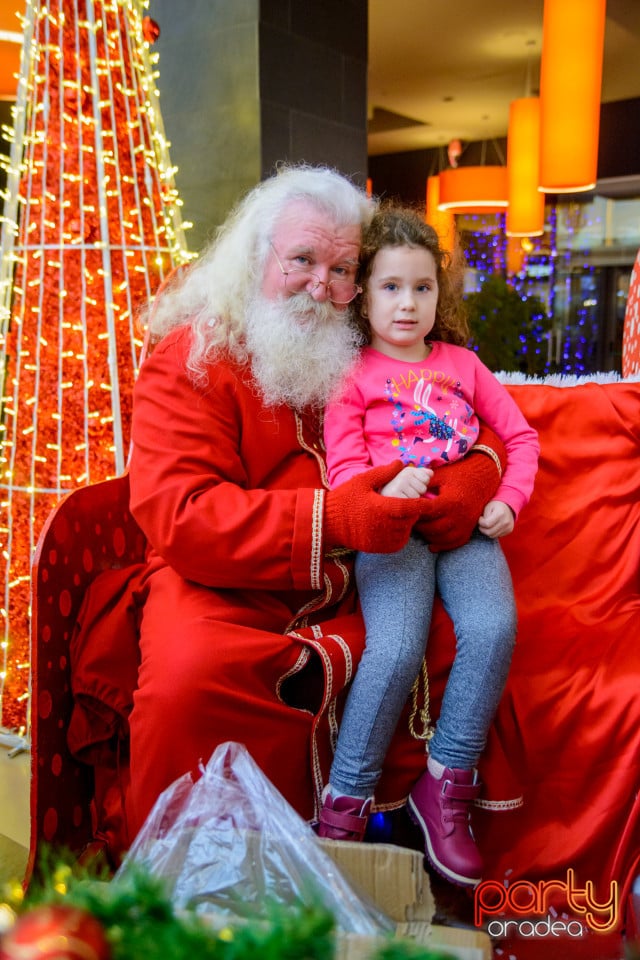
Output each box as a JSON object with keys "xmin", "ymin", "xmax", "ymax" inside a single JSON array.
[{"xmin": 0, "ymin": 0, "xmax": 190, "ymax": 733}]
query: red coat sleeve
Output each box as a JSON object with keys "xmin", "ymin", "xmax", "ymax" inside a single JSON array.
[{"xmin": 129, "ymin": 329, "xmax": 326, "ymax": 592}]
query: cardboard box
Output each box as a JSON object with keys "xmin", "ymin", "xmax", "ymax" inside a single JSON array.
[
  {"xmin": 318, "ymin": 838, "xmax": 434, "ymax": 923},
  {"xmin": 319, "ymin": 839, "xmax": 492, "ymax": 960},
  {"xmin": 335, "ymin": 921, "xmax": 491, "ymax": 960},
  {"xmin": 426, "ymin": 924, "xmax": 492, "ymax": 960}
]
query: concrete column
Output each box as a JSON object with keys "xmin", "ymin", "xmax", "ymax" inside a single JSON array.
[{"xmin": 150, "ymin": 0, "xmax": 368, "ymax": 251}]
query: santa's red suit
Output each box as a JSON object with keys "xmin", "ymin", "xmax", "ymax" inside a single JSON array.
[{"xmin": 125, "ymin": 325, "xmax": 510, "ymax": 837}]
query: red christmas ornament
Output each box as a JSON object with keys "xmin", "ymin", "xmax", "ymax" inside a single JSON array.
[
  {"xmin": 142, "ymin": 16, "xmax": 160, "ymax": 43},
  {"xmin": 0, "ymin": 905, "xmax": 110, "ymax": 960}
]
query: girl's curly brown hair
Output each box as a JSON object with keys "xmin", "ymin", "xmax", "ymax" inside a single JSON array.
[{"xmin": 355, "ymin": 203, "xmax": 469, "ymax": 347}]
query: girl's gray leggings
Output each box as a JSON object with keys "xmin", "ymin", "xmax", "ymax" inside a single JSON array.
[{"xmin": 328, "ymin": 531, "xmax": 517, "ymax": 797}]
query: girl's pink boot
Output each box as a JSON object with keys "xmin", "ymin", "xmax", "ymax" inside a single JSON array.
[
  {"xmin": 407, "ymin": 766, "xmax": 482, "ymax": 887},
  {"xmin": 317, "ymin": 791, "xmax": 372, "ymax": 841}
]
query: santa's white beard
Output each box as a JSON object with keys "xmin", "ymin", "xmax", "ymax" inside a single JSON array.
[{"xmin": 245, "ymin": 292, "xmax": 362, "ymax": 410}]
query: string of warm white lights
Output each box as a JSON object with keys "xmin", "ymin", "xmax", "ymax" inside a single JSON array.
[{"xmin": 0, "ymin": 0, "xmax": 192, "ymax": 734}]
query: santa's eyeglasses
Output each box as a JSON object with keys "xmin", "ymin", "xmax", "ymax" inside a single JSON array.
[{"xmin": 269, "ymin": 243, "xmax": 361, "ymax": 305}]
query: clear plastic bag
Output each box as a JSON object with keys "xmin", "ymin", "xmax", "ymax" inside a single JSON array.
[{"xmin": 116, "ymin": 741, "xmax": 394, "ymax": 936}]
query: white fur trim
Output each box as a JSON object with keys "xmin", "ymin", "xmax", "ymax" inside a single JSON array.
[{"xmin": 493, "ymin": 371, "xmax": 640, "ymax": 387}]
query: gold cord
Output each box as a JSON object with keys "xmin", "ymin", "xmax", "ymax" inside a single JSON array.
[{"xmin": 408, "ymin": 659, "xmax": 435, "ymax": 742}]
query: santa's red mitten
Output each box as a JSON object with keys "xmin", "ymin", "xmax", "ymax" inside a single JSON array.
[
  {"xmin": 415, "ymin": 424, "xmax": 507, "ymax": 552},
  {"xmin": 324, "ymin": 462, "xmax": 427, "ymax": 554}
]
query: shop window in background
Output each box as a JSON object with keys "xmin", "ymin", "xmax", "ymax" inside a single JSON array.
[{"xmin": 459, "ymin": 193, "xmax": 640, "ymax": 376}]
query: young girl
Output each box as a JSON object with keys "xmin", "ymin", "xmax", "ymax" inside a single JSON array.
[{"xmin": 320, "ymin": 206, "xmax": 539, "ymax": 888}]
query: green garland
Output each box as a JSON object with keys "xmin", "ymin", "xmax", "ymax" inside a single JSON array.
[{"xmin": 3, "ymin": 857, "xmax": 455, "ymax": 960}]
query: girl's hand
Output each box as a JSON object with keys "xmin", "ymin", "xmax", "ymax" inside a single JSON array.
[
  {"xmin": 381, "ymin": 465, "xmax": 433, "ymax": 499},
  {"xmin": 478, "ymin": 500, "xmax": 515, "ymax": 539}
]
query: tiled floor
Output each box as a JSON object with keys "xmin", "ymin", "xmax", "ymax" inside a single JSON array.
[{"xmin": 0, "ymin": 740, "xmax": 30, "ymax": 887}]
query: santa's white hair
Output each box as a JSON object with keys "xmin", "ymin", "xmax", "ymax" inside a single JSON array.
[{"xmin": 144, "ymin": 164, "xmax": 375, "ymax": 387}]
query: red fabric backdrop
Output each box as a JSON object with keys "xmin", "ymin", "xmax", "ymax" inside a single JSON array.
[{"xmin": 465, "ymin": 380, "xmax": 640, "ymax": 903}]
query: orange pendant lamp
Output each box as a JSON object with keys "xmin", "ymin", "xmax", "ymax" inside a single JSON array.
[
  {"xmin": 506, "ymin": 97, "xmax": 545, "ymax": 237},
  {"xmin": 538, "ymin": 0, "xmax": 606, "ymax": 193},
  {"xmin": 425, "ymin": 175, "xmax": 455, "ymax": 251},
  {"xmin": 506, "ymin": 236, "xmax": 526, "ymax": 277},
  {"xmin": 0, "ymin": 5, "xmax": 21, "ymax": 99},
  {"xmin": 437, "ymin": 166, "xmax": 508, "ymax": 214}
]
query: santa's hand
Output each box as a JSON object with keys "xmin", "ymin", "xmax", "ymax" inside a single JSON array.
[
  {"xmin": 415, "ymin": 424, "xmax": 507, "ymax": 552},
  {"xmin": 324, "ymin": 462, "xmax": 430, "ymax": 554}
]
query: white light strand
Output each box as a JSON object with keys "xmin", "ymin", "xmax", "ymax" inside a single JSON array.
[
  {"xmin": 134, "ymin": 0, "xmax": 192, "ymax": 265},
  {"xmin": 68, "ymin": 0, "xmax": 92, "ymax": 487},
  {"xmin": 85, "ymin": 0, "xmax": 125, "ymax": 474},
  {"xmin": 102, "ymin": 0, "xmax": 151, "ymax": 376}
]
